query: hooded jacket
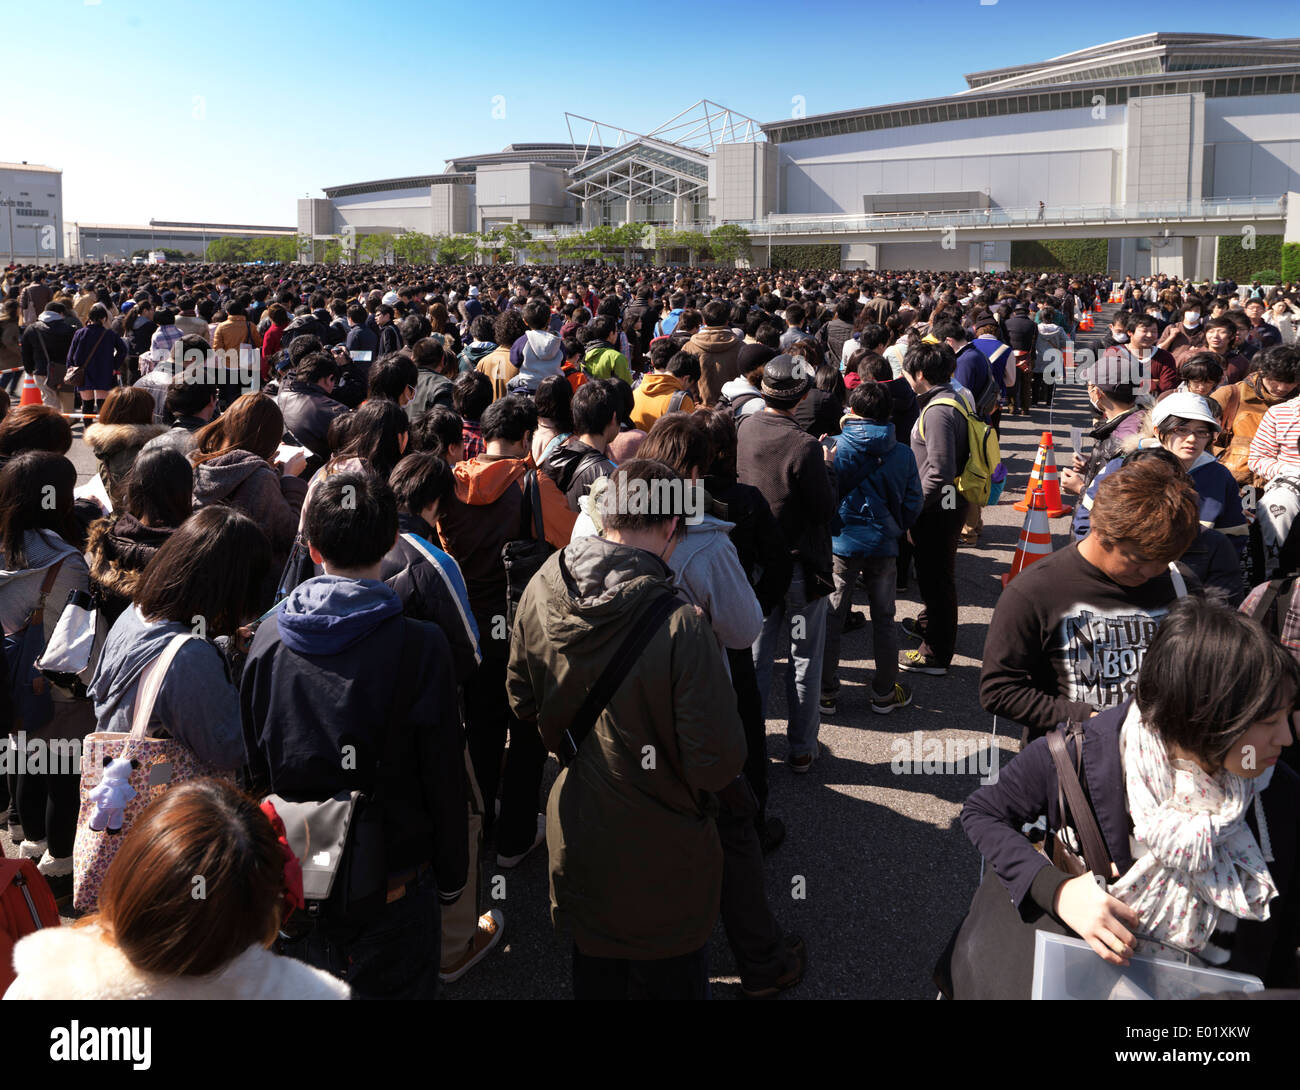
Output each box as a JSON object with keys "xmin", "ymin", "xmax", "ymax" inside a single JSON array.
[
  {"xmin": 630, "ymin": 372, "xmax": 695, "ymax": 432},
  {"xmin": 5, "ymin": 925, "xmax": 349, "ymax": 1000},
  {"xmin": 505, "ymin": 535, "xmax": 746, "ymax": 959},
  {"xmin": 458, "ymin": 339, "xmax": 496, "ymax": 374},
  {"xmin": 85, "ymin": 513, "xmax": 177, "ymax": 624},
  {"xmin": 240, "ymin": 576, "xmax": 468, "ymax": 894},
  {"xmin": 581, "ymin": 339, "xmax": 631, "ymax": 384},
  {"xmin": 1032, "ymin": 322, "xmax": 1067, "ymax": 374},
  {"xmin": 20, "ymin": 311, "xmax": 75, "ymax": 374},
  {"xmin": 703, "ymin": 476, "xmax": 792, "ymax": 616},
  {"xmin": 435, "ymin": 454, "xmax": 573, "ymax": 639},
  {"xmin": 276, "ymin": 380, "xmax": 350, "ymax": 464},
  {"xmin": 682, "ymin": 327, "xmax": 742, "ymax": 406},
  {"xmin": 718, "ymin": 376, "xmax": 764, "ymax": 418},
  {"xmin": 191, "ymin": 449, "xmax": 308, "ymax": 563},
  {"xmin": 88, "ymin": 604, "xmax": 244, "ymax": 770},
  {"xmin": 1214, "ymin": 375, "xmax": 1294, "ymax": 486},
  {"xmin": 477, "ymin": 344, "xmax": 520, "ymax": 402},
  {"xmin": 666, "ymin": 508, "xmax": 764, "ymax": 652},
  {"xmin": 408, "ymin": 368, "xmax": 454, "ymax": 419},
  {"xmin": 831, "ymin": 418, "xmax": 924, "ymax": 558},
  {"xmin": 911, "ymin": 384, "xmax": 971, "ymax": 511},
  {"xmin": 84, "ymin": 422, "xmax": 167, "ymax": 509},
  {"xmin": 0, "ymin": 530, "xmax": 88, "ymax": 705}
]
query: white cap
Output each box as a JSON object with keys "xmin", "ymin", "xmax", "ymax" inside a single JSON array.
[
  {"xmin": 468, "ymin": 285, "xmax": 479, "ymax": 297},
  {"xmin": 1151, "ymin": 392, "xmax": 1221, "ymax": 433},
  {"xmin": 381, "ymin": 291, "xmax": 399, "ymax": 306}
]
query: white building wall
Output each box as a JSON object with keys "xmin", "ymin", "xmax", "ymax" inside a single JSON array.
[
  {"xmin": 332, "ymin": 187, "xmax": 432, "ymax": 233},
  {"xmin": 0, "ymin": 166, "xmax": 64, "ymax": 261},
  {"xmin": 1204, "ymin": 94, "xmax": 1300, "ymax": 198}
]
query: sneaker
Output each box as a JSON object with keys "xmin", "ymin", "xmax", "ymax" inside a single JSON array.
[
  {"xmin": 819, "ymin": 692, "xmax": 837, "ymax": 714},
  {"xmin": 37, "ymin": 851, "xmax": 73, "ymax": 909},
  {"xmin": 5, "ymin": 822, "xmax": 22, "ymax": 842},
  {"xmin": 759, "ymin": 816, "xmax": 786, "ymax": 856},
  {"xmin": 871, "ymin": 683, "xmax": 913, "ymax": 714},
  {"xmin": 900, "ymin": 617, "xmax": 924, "ymax": 641},
  {"xmin": 496, "ymin": 813, "xmax": 545, "ymax": 869},
  {"xmin": 741, "ymin": 934, "xmax": 807, "ymax": 999},
  {"xmin": 843, "ymin": 610, "xmax": 867, "ymax": 633},
  {"xmin": 18, "ymin": 838, "xmax": 46, "ymax": 861},
  {"xmin": 787, "ymin": 752, "xmax": 814, "ymax": 774},
  {"xmin": 439, "ymin": 910, "xmax": 505, "ymax": 983},
  {"xmin": 900, "ymin": 650, "xmax": 948, "ymax": 676}
]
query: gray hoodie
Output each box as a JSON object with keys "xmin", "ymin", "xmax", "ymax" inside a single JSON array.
[
  {"xmin": 87, "ymin": 604, "xmax": 244, "ymax": 770},
  {"xmin": 667, "ymin": 510, "xmax": 763, "ymax": 653}
]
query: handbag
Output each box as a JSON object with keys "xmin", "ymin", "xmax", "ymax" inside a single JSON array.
[
  {"xmin": 934, "ymin": 722, "xmax": 1114, "ymax": 999},
  {"xmin": 36, "ymin": 587, "xmax": 107, "ymax": 694},
  {"xmin": 502, "ymin": 470, "xmax": 551, "ymax": 629},
  {"xmin": 63, "ymin": 327, "xmax": 108, "ymax": 391},
  {"xmin": 72, "ymin": 633, "xmax": 231, "ymax": 912}
]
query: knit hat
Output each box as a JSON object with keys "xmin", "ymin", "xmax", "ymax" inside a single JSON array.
[
  {"xmin": 737, "ymin": 342, "xmax": 778, "ymax": 374},
  {"xmin": 760, "ymin": 354, "xmax": 811, "ymax": 408}
]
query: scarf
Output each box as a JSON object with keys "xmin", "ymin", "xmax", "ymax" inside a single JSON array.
[{"xmin": 1110, "ymin": 703, "xmax": 1276, "ymax": 954}]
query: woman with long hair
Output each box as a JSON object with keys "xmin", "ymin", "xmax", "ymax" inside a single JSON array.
[{"xmin": 66, "ymin": 302, "xmax": 129, "ymax": 415}]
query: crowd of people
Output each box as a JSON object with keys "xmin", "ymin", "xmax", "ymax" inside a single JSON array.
[{"xmin": 1, "ymin": 257, "xmax": 1299, "ymax": 1000}]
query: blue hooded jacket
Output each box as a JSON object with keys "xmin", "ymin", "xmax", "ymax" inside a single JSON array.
[{"xmin": 831, "ymin": 417, "xmax": 924, "ymax": 558}]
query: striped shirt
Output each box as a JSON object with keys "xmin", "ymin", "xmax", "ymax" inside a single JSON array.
[{"xmin": 1248, "ymin": 398, "xmax": 1300, "ymax": 483}]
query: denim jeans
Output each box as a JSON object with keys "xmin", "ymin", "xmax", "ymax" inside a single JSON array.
[
  {"xmin": 822, "ymin": 554, "xmax": 897, "ymax": 699},
  {"xmin": 278, "ymin": 870, "xmax": 442, "ymax": 1000},
  {"xmin": 912, "ymin": 504, "xmax": 966, "ymax": 667},
  {"xmin": 752, "ymin": 566, "xmax": 828, "ymax": 759}
]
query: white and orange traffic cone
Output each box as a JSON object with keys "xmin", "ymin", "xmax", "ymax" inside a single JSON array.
[
  {"xmin": 1002, "ymin": 491, "xmax": 1054, "ymax": 587},
  {"xmin": 18, "ymin": 372, "xmax": 41, "ymax": 407},
  {"xmin": 1013, "ymin": 431, "xmax": 1073, "ymax": 518}
]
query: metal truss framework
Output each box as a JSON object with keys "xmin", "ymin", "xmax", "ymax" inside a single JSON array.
[{"xmin": 564, "ymin": 100, "xmax": 764, "ymax": 206}]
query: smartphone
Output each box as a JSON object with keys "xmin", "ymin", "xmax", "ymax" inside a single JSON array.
[{"xmin": 350, "ymin": 350, "xmax": 372, "ymax": 363}]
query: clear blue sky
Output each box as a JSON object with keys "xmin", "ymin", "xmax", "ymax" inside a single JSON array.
[{"xmin": 11, "ymin": 0, "xmax": 1299, "ymax": 227}]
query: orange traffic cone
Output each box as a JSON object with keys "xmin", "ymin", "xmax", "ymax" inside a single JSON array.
[
  {"xmin": 1093, "ymin": 298, "xmax": 1102, "ymax": 313},
  {"xmin": 1002, "ymin": 491, "xmax": 1054, "ymax": 587},
  {"xmin": 18, "ymin": 372, "xmax": 41, "ymax": 406},
  {"xmin": 1014, "ymin": 431, "xmax": 1073, "ymax": 518},
  {"xmin": 1078, "ymin": 311, "xmax": 1094, "ymax": 332}
]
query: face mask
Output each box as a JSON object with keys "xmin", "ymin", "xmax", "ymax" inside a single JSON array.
[
  {"xmin": 1112, "ymin": 332, "xmax": 1129, "ymax": 343},
  {"xmin": 1184, "ymin": 312, "xmax": 1201, "ymax": 328}
]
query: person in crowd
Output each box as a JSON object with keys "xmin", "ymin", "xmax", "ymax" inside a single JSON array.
[
  {"xmin": 1002, "ymin": 302, "xmax": 1037, "ymax": 416},
  {"xmin": 211, "ymin": 299, "xmax": 259, "ymax": 392},
  {"xmin": 190, "ymin": 392, "xmax": 309, "ymax": 576},
  {"xmin": 1213, "ymin": 344, "xmax": 1299, "ymax": 487},
  {"xmin": 85, "ymin": 447, "xmax": 194, "ymax": 624},
  {"xmin": 1062, "ymin": 354, "xmax": 1145, "ymax": 522},
  {"xmin": 1031, "ymin": 306, "xmax": 1068, "ymax": 410},
  {"xmin": 580, "ymin": 313, "xmax": 633, "ymax": 384},
  {"xmin": 413, "ymin": 405, "xmax": 465, "ymax": 463},
  {"xmin": 275, "ymin": 351, "xmax": 347, "ymax": 470},
  {"xmin": 435, "ymin": 396, "xmax": 568, "ymax": 871},
  {"xmin": 454, "ymin": 371, "xmax": 492, "ymax": 461},
  {"xmin": 962, "ymin": 596, "xmax": 1300, "ymax": 993},
  {"xmin": 682, "ymin": 299, "xmax": 743, "ymax": 406},
  {"xmin": 631, "ymin": 342, "xmax": 699, "ymax": 432},
  {"xmin": 408, "ymin": 337, "xmax": 457, "ymax": 418},
  {"xmin": 1241, "ymin": 297, "xmax": 1283, "ymax": 360},
  {"xmin": 531, "ymin": 374, "xmax": 573, "ymax": 467},
  {"xmin": 739, "ymin": 356, "xmax": 837, "ymax": 773},
  {"xmin": 4, "ymin": 779, "xmax": 350, "ymax": 999},
  {"xmin": 0, "ymin": 452, "xmax": 93, "ymax": 902},
  {"xmin": 821, "ymin": 381, "xmax": 923, "ymax": 717},
  {"xmin": 476, "ymin": 309, "xmax": 527, "ymax": 399},
  {"xmin": 241, "ymin": 470, "xmax": 468, "ymax": 999},
  {"xmin": 458, "ymin": 314, "xmax": 497, "ymax": 374},
  {"xmin": 83, "ymin": 387, "xmax": 165, "ymax": 510},
  {"xmin": 980, "ymin": 459, "xmax": 1202, "ymax": 742},
  {"xmin": 66, "ymin": 302, "xmax": 128, "ymax": 416},
  {"xmin": 718, "ymin": 342, "xmax": 774, "ymax": 419},
  {"xmin": 506, "ymin": 459, "xmax": 747, "ymax": 999},
  {"xmin": 0, "ymin": 404, "xmax": 73, "ymax": 470},
  {"xmin": 898, "ymin": 341, "xmax": 968, "ymax": 676},
  {"xmin": 542, "ymin": 380, "xmax": 620, "ymax": 514},
  {"xmin": 89, "ymin": 505, "xmax": 268, "ymax": 771},
  {"xmin": 1247, "ymin": 348, "xmax": 1300, "ymax": 485},
  {"xmin": 366, "ymin": 355, "xmax": 418, "ymax": 409},
  {"xmin": 0, "ymin": 300, "xmax": 22, "ymax": 399},
  {"xmin": 20, "ymin": 300, "xmax": 76, "ymax": 411}
]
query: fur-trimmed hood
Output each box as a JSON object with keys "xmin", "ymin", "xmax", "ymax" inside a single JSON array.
[
  {"xmin": 85, "ymin": 513, "xmax": 175, "ymax": 603},
  {"xmin": 3, "ymin": 924, "xmax": 349, "ymax": 1000},
  {"xmin": 83, "ymin": 422, "xmax": 166, "ymax": 460}
]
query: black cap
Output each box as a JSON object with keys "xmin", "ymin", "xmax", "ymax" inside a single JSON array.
[{"xmin": 760, "ymin": 354, "xmax": 812, "ymax": 407}]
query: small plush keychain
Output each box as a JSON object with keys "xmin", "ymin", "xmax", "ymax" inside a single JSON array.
[{"xmin": 88, "ymin": 757, "xmax": 138, "ymax": 835}]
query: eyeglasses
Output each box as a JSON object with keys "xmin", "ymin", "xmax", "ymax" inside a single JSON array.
[{"xmin": 1168, "ymin": 425, "xmax": 1214, "ymax": 440}]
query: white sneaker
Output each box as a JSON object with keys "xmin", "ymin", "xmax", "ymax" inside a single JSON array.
[
  {"xmin": 439, "ymin": 910, "xmax": 505, "ymax": 983},
  {"xmin": 6, "ymin": 823, "xmax": 24, "ymax": 843},
  {"xmin": 496, "ymin": 814, "xmax": 545, "ymax": 869},
  {"xmin": 18, "ymin": 838, "xmax": 46, "ymax": 861}
]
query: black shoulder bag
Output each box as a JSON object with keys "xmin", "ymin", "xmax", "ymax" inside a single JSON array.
[{"xmin": 502, "ymin": 470, "xmax": 551, "ymax": 629}]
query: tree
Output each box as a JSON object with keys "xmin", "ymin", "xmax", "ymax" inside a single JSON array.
[
  {"xmin": 393, "ymin": 231, "xmax": 434, "ymax": 264},
  {"xmin": 435, "ymin": 234, "xmax": 478, "ymax": 264},
  {"xmin": 708, "ymin": 224, "xmax": 751, "ymax": 265},
  {"xmin": 496, "ymin": 223, "xmax": 532, "ymax": 261},
  {"xmin": 206, "ymin": 236, "xmax": 251, "ymax": 263},
  {"xmin": 524, "ymin": 237, "xmax": 553, "ymax": 263},
  {"xmin": 321, "ymin": 239, "xmax": 342, "ymax": 264},
  {"xmin": 357, "ymin": 232, "xmax": 396, "ymax": 264}
]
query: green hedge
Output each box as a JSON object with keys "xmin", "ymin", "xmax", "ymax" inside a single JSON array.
[
  {"xmin": 764, "ymin": 244, "xmax": 842, "ymax": 270},
  {"xmin": 1008, "ymin": 239, "xmax": 1108, "ymax": 273},
  {"xmin": 1281, "ymin": 243, "xmax": 1300, "ymax": 283},
  {"xmin": 1216, "ymin": 233, "xmax": 1282, "ymax": 282}
]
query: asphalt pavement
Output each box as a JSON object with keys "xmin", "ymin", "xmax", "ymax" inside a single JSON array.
[{"xmin": 15, "ymin": 326, "xmax": 1104, "ymax": 999}]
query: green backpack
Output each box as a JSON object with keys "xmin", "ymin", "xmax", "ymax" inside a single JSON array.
[{"xmin": 918, "ymin": 397, "xmax": 1002, "ymax": 508}]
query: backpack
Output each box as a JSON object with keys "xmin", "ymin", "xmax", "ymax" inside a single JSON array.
[
  {"xmin": 667, "ymin": 388, "xmax": 688, "ymax": 413},
  {"xmin": 3, "ymin": 560, "xmax": 64, "ymax": 734},
  {"xmin": 0, "ymin": 859, "xmax": 61, "ymax": 996},
  {"xmin": 918, "ymin": 397, "xmax": 1002, "ymax": 508},
  {"xmin": 719, "ymin": 389, "xmax": 762, "ymax": 420}
]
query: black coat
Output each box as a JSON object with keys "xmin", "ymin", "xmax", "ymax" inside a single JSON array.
[
  {"xmin": 20, "ymin": 316, "xmax": 75, "ymax": 373},
  {"xmin": 1004, "ymin": 312, "xmax": 1038, "ymax": 353},
  {"xmin": 961, "ymin": 700, "xmax": 1300, "ymax": 989},
  {"xmin": 276, "ymin": 379, "xmax": 350, "ymax": 463}
]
